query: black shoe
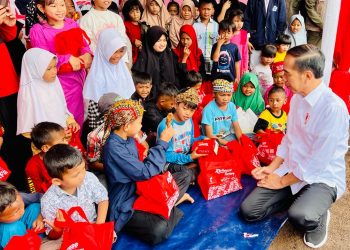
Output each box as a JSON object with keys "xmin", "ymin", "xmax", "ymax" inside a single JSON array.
[{"xmin": 303, "ymin": 210, "xmax": 330, "ymax": 248}]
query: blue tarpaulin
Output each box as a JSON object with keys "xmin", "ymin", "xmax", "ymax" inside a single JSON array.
[{"xmin": 113, "ymin": 176, "xmax": 287, "ymax": 250}]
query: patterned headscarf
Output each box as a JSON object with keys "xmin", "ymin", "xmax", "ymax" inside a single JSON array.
[
  {"xmin": 102, "ymin": 99, "xmax": 144, "ymax": 144},
  {"xmin": 212, "ymin": 79, "xmax": 234, "ymax": 93},
  {"xmin": 176, "ymin": 87, "xmax": 199, "ymax": 105}
]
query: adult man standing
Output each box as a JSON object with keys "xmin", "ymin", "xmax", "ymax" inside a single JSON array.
[{"xmin": 240, "ymin": 44, "xmax": 349, "ymax": 249}]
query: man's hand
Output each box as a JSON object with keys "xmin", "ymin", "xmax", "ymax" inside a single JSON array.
[
  {"xmin": 257, "ymin": 173, "xmax": 285, "ymax": 189},
  {"xmin": 248, "ymin": 41, "xmax": 255, "ymax": 53},
  {"xmin": 251, "ymin": 166, "xmax": 274, "ymax": 180}
]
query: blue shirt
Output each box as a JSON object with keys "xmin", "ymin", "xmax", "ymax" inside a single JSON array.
[
  {"xmin": 202, "ymin": 100, "xmax": 238, "ymax": 136},
  {"xmin": 211, "ymin": 42, "xmax": 241, "ymax": 82},
  {"xmin": 103, "ymin": 132, "xmax": 169, "ymax": 232}
]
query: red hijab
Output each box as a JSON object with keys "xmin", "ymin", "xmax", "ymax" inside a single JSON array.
[{"xmin": 173, "ymin": 24, "xmax": 202, "ymax": 72}]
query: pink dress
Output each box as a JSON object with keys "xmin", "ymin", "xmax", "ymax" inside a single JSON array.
[
  {"xmin": 30, "ymin": 18, "xmax": 92, "ymax": 127},
  {"xmin": 230, "ymin": 29, "xmax": 249, "ymax": 77}
]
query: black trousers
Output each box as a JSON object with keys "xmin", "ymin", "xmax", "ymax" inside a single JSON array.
[{"xmin": 124, "ymin": 169, "xmax": 191, "ymax": 245}]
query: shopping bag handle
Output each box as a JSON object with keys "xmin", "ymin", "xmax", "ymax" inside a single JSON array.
[{"xmin": 54, "ymin": 206, "xmax": 89, "ymax": 228}]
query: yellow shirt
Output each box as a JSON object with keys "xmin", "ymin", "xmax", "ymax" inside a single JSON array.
[
  {"xmin": 259, "ymin": 109, "xmax": 287, "ymax": 132},
  {"xmin": 274, "ymin": 51, "xmax": 286, "ymax": 63}
]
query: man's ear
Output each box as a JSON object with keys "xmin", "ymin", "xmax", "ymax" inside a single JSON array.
[
  {"xmin": 304, "ymin": 70, "xmax": 314, "ymax": 81},
  {"xmin": 51, "ymin": 178, "xmax": 62, "ymax": 186}
]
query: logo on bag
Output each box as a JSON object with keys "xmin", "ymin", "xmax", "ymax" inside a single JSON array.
[{"xmin": 67, "ymin": 242, "xmax": 82, "ymax": 250}]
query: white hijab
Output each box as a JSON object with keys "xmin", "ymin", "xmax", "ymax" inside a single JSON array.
[
  {"xmin": 83, "ymin": 28, "xmax": 135, "ymax": 102},
  {"xmin": 17, "ymin": 48, "xmax": 70, "ymax": 135}
]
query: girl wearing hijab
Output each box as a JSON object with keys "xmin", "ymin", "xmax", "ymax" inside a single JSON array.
[
  {"xmin": 84, "ymin": 28, "xmax": 135, "ymax": 130},
  {"xmin": 172, "ymin": 24, "xmax": 205, "ymax": 88},
  {"xmin": 168, "ymin": 0, "xmax": 196, "ymax": 48},
  {"xmin": 17, "ymin": 48, "xmax": 79, "ymax": 137},
  {"xmin": 133, "ymin": 26, "xmax": 177, "ymax": 95},
  {"xmin": 232, "ymin": 72, "xmax": 265, "ymax": 115},
  {"xmin": 140, "ymin": 0, "xmax": 171, "ymax": 29},
  {"xmin": 284, "ymin": 14, "xmax": 307, "ymax": 48}
]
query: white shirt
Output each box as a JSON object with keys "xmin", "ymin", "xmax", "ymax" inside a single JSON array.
[
  {"xmin": 275, "ymin": 82, "xmax": 349, "ymax": 199},
  {"xmin": 264, "ymin": 0, "xmax": 270, "ymax": 13}
]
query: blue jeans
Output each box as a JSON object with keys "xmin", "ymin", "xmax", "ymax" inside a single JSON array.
[{"xmin": 0, "ymin": 203, "xmax": 40, "ymax": 248}]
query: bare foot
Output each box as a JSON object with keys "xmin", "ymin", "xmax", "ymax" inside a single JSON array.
[{"xmin": 175, "ymin": 193, "xmax": 194, "ymax": 206}]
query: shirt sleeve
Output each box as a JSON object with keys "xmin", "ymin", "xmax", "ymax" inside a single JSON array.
[
  {"xmin": 253, "ymin": 118, "xmax": 269, "ymax": 133},
  {"xmin": 234, "ymin": 45, "xmax": 241, "ymax": 61},
  {"xmin": 230, "ymin": 104, "xmax": 238, "ymax": 122},
  {"xmin": 41, "ymin": 192, "xmax": 59, "ymax": 234},
  {"xmin": 201, "ymin": 103, "xmax": 212, "ymax": 125},
  {"xmin": 85, "ymin": 172, "xmax": 108, "ymax": 204}
]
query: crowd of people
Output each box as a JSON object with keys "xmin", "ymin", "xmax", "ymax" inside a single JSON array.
[{"xmin": 0, "ymin": 0, "xmax": 347, "ymax": 249}]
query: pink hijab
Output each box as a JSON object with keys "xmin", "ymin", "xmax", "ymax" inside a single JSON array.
[{"xmin": 141, "ymin": 0, "xmax": 171, "ymax": 29}]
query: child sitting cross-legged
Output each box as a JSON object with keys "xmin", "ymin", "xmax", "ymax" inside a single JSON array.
[
  {"xmin": 0, "ymin": 182, "xmax": 44, "ymax": 249},
  {"xmin": 157, "ymin": 87, "xmax": 207, "ymax": 183},
  {"xmin": 41, "ymin": 144, "xmax": 109, "ymax": 242},
  {"xmin": 254, "ymin": 86, "xmax": 287, "ymax": 134},
  {"xmin": 202, "ymin": 79, "xmax": 243, "ymax": 145},
  {"xmin": 26, "ymin": 122, "xmax": 67, "ymax": 194},
  {"xmin": 103, "ymin": 99, "xmax": 192, "ymax": 245}
]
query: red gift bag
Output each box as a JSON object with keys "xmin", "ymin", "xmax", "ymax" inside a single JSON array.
[
  {"xmin": 68, "ymin": 130, "xmax": 86, "ymax": 157},
  {"xmin": 255, "ymin": 131, "xmax": 284, "ymax": 165},
  {"xmin": 55, "ymin": 207, "xmax": 114, "ymax": 250},
  {"xmin": 133, "ymin": 171, "xmax": 179, "ymax": 219},
  {"xmin": 4, "ymin": 229, "xmax": 44, "ymax": 250},
  {"xmin": 198, "ymin": 147, "xmax": 242, "ymax": 200},
  {"xmin": 191, "ymin": 139, "xmax": 218, "ymax": 155},
  {"xmin": 227, "ymin": 135, "xmax": 261, "ymax": 175},
  {"xmin": 0, "ymin": 157, "xmax": 11, "ymax": 181},
  {"xmin": 54, "ymin": 28, "xmax": 90, "ymax": 74}
]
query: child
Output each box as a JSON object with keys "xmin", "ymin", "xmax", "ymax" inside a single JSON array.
[
  {"xmin": 254, "ymin": 86, "xmax": 287, "ymax": 134},
  {"xmin": 26, "ymin": 122, "xmax": 67, "ymax": 193},
  {"xmin": 264, "ymin": 61, "xmax": 293, "ymax": 113},
  {"xmin": 285, "ymin": 13, "xmax": 307, "ymax": 48},
  {"xmin": 167, "ymin": 1, "xmax": 179, "ymax": 16},
  {"xmin": 0, "ymin": 182, "xmax": 44, "ymax": 248},
  {"xmin": 131, "ymin": 71, "xmax": 153, "ymax": 104},
  {"xmin": 41, "ymin": 144, "xmax": 108, "ymax": 240},
  {"xmin": 232, "ymin": 72, "xmax": 265, "ymax": 115},
  {"xmin": 251, "ymin": 44, "xmax": 276, "ymax": 96},
  {"xmin": 193, "ymin": 0, "xmax": 219, "ymax": 76},
  {"xmin": 157, "ymin": 87, "xmax": 206, "ymax": 181},
  {"xmin": 274, "ymin": 34, "xmax": 291, "ymax": 63},
  {"xmin": 103, "ymin": 99, "xmax": 191, "ymax": 244},
  {"xmin": 142, "ymin": 82, "xmax": 178, "ymax": 146},
  {"xmin": 211, "ymin": 20, "xmax": 241, "ymax": 83},
  {"xmin": 30, "ymin": 0, "xmax": 93, "ymax": 128},
  {"xmin": 169, "ymin": 0, "xmax": 196, "ymax": 48},
  {"xmin": 202, "ymin": 79, "xmax": 243, "ymax": 145},
  {"xmin": 122, "ymin": 0, "xmax": 144, "ymax": 64},
  {"xmin": 133, "ymin": 26, "xmax": 177, "ymax": 95},
  {"xmin": 172, "ymin": 24, "xmax": 205, "ymax": 87},
  {"xmin": 17, "ymin": 48, "xmax": 79, "ymax": 137},
  {"xmin": 84, "ymin": 28, "xmax": 135, "ymax": 130},
  {"xmin": 79, "ymin": 0, "xmax": 130, "ymax": 59},
  {"xmin": 140, "ymin": 0, "xmax": 171, "ymax": 29},
  {"xmin": 229, "ymin": 9, "xmax": 249, "ymax": 77}
]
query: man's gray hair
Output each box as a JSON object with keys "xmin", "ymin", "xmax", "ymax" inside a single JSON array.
[{"xmin": 287, "ymin": 44, "xmax": 325, "ymax": 79}]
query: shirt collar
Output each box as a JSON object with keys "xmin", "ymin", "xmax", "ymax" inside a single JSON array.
[
  {"xmin": 52, "ymin": 184, "xmax": 76, "ymax": 197},
  {"xmin": 304, "ymin": 81, "xmax": 326, "ymax": 107}
]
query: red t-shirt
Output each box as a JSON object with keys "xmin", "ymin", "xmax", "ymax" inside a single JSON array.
[
  {"xmin": 0, "ymin": 24, "xmax": 19, "ymax": 97},
  {"xmin": 124, "ymin": 21, "xmax": 141, "ymax": 64},
  {"xmin": 25, "ymin": 154, "xmax": 52, "ymax": 193}
]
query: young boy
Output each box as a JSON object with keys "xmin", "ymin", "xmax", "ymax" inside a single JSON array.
[
  {"xmin": 142, "ymin": 82, "xmax": 178, "ymax": 146},
  {"xmin": 193, "ymin": 0, "xmax": 219, "ymax": 76},
  {"xmin": 211, "ymin": 20, "xmax": 241, "ymax": 83},
  {"xmin": 25, "ymin": 122, "xmax": 67, "ymax": 193},
  {"xmin": 157, "ymin": 88, "xmax": 206, "ymax": 182},
  {"xmin": 254, "ymin": 86, "xmax": 287, "ymax": 134},
  {"xmin": 0, "ymin": 182, "xmax": 44, "ymax": 248},
  {"xmin": 103, "ymin": 99, "xmax": 191, "ymax": 244},
  {"xmin": 251, "ymin": 44, "xmax": 277, "ymax": 96},
  {"xmin": 41, "ymin": 144, "xmax": 108, "ymax": 240},
  {"xmin": 130, "ymin": 71, "xmax": 153, "ymax": 105},
  {"xmin": 202, "ymin": 79, "xmax": 243, "ymax": 145},
  {"xmin": 274, "ymin": 34, "xmax": 292, "ymax": 63}
]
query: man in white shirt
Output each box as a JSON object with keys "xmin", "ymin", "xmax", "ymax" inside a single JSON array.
[{"xmin": 240, "ymin": 44, "xmax": 349, "ymax": 249}]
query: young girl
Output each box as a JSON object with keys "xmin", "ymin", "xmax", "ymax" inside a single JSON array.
[
  {"xmin": 132, "ymin": 26, "xmax": 177, "ymax": 96},
  {"xmin": 232, "ymin": 72, "xmax": 265, "ymax": 115},
  {"xmin": 17, "ymin": 48, "xmax": 79, "ymax": 138},
  {"xmin": 167, "ymin": 1, "xmax": 179, "ymax": 17},
  {"xmin": 29, "ymin": 0, "xmax": 93, "ymax": 128},
  {"xmin": 140, "ymin": 0, "xmax": 171, "ymax": 29},
  {"xmin": 229, "ymin": 9, "xmax": 249, "ymax": 76},
  {"xmin": 172, "ymin": 24, "xmax": 205, "ymax": 87},
  {"xmin": 284, "ymin": 13, "xmax": 307, "ymax": 48},
  {"xmin": 169, "ymin": 0, "xmax": 196, "ymax": 48},
  {"xmin": 122, "ymin": 0, "xmax": 144, "ymax": 64},
  {"xmin": 84, "ymin": 28, "xmax": 135, "ymax": 129}
]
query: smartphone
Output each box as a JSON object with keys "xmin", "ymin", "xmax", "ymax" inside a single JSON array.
[{"xmin": 0, "ymin": 0, "xmax": 9, "ymax": 8}]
